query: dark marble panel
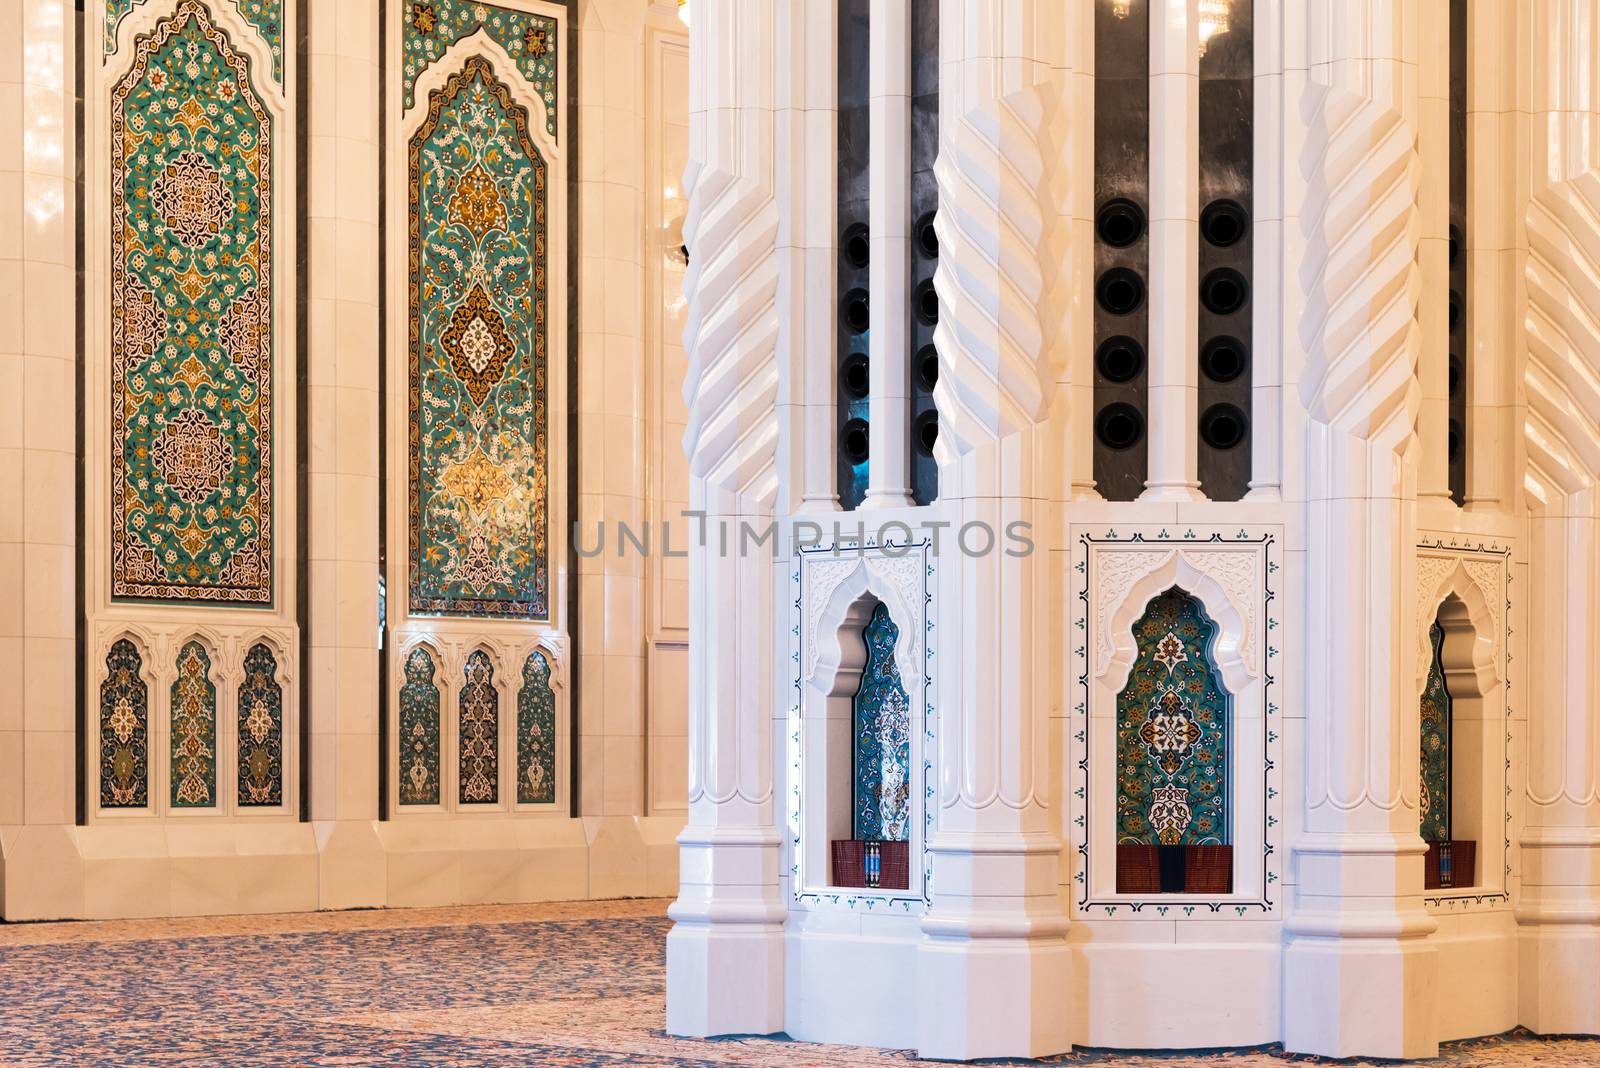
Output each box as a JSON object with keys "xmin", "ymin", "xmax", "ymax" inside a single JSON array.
[
  {"xmin": 1094, "ymin": 0, "xmax": 1150, "ymax": 502},
  {"xmin": 1197, "ymin": 0, "xmax": 1253, "ymax": 501},
  {"xmin": 1448, "ymin": 0, "xmax": 1467, "ymax": 504},
  {"xmin": 910, "ymin": 0, "xmax": 940, "ymax": 506},
  {"xmin": 838, "ymin": 0, "xmax": 873, "ymax": 509}
]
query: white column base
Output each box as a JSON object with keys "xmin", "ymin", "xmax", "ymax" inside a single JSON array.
[
  {"xmin": 1518, "ymin": 831, "xmax": 1600, "ymax": 1035},
  {"xmin": 1519, "ymin": 923, "xmax": 1600, "ymax": 1034},
  {"xmin": 915, "ymin": 926, "xmax": 1072, "ymax": 1060},
  {"xmin": 665, "ymin": 827, "xmax": 785, "ymax": 1038},
  {"xmin": 1283, "ymin": 931, "xmax": 1439, "ymax": 1059},
  {"xmin": 914, "ymin": 832, "xmax": 1072, "ymax": 1060},
  {"xmin": 1284, "ymin": 834, "xmax": 1440, "ymax": 1059}
]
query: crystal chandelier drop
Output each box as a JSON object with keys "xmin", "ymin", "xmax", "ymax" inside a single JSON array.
[{"xmin": 1198, "ymin": 0, "xmax": 1230, "ymax": 56}]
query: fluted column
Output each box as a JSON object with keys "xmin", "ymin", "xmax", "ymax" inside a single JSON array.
[
  {"xmin": 1519, "ymin": 0, "xmax": 1600, "ymax": 1034},
  {"xmin": 1284, "ymin": 1, "xmax": 1434, "ymax": 1059},
  {"xmin": 917, "ymin": 1, "xmax": 1071, "ymax": 1058},
  {"xmin": 665, "ymin": 0, "xmax": 786, "ymax": 1039}
]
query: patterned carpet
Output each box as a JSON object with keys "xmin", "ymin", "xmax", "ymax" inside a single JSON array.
[{"xmin": 0, "ymin": 899, "xmax": 1595, "ymax": 1066}]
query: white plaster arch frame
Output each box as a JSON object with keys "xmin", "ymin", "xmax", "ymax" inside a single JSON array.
[
  {"xmin": 1412, "ymin": 542, "xmax": 1512, "ymax": 906},
  {"xmin": 1099, "ymin": 550, "xmax": 1261, "ymax": 697},
  {"xmin": 805, "ymin": 556, "xmax": 927, "ymax": 695},
  {"xmin": 1073, "ymin": 530, "xmax": 1280, "ymax": 918},
  {"xmin": 406, "ymin": 27, "xmax": 563, "ymax": 164},
  {"xmin": 789, "ymin": 543, "xmax": 934, "ymax": 913},
  {"xmin": 1413, "ymin": 553, "xmax": 1504, "ymax": 699}
]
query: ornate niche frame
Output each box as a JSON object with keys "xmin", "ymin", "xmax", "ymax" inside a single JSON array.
[
  {"xmin": 1072, "ymin": 527, "xmax": 1282, "ymax": 918},
  {"xmin": 788, "ymin": 537, "xmax": 935, "ymax": 913},
  {"xmin": 382, "ymin": 0, "xmax": 571, "ymax": 821},
  {"xmin": 85, "ymin": 0, "xmax": 304, "ymax": 822},
  {"xmin": 1414, "ymin": 536, "xmax": 1512, "ymax": 910}
]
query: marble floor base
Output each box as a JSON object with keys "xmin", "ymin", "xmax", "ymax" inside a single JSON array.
[{"xmin": 0, "ymin": 898, "xmax": 1594, "ymax": 1066}]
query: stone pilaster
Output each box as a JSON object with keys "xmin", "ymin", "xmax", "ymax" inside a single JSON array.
[
  {"xmin": 915, "ymin": 1, "xmax": 1073, "ymax": 1058},
  {"xmin": 1283, "ymin": 0, "xmax": 1435, "ymax": 1059},
  {"xmin": 665, "ymin": 0, "xmax": 786, "ymax": 1038},
  {"xmin": 1519, "ymin": 0, "xmax": 1600, "ymax": 1034}
]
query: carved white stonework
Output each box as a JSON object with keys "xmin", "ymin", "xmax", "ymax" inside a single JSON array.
[
  {"xmin": 1073, "ymin": 528, "xmax": 1281, "ymax": 920},
  {"xmin": 1092, "ymin": 546, "xmax": 1262, "ymax": 681},
  {"xmin": 802, "ymin": 552, "xmax": 927, "ymax": 689}
]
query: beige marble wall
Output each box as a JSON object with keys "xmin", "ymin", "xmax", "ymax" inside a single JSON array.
[
  {"xmin": 306, "ymin": 0, "xmax": 385, "ymax": 905},
  {"xmin": 0, "ymin": 0, "xmax": 692, "ymax": 920},
  {"xmin": 0, "ymin": 0, "xmax": 82, "ymax": 916}
]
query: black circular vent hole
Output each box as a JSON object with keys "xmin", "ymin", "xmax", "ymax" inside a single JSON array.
[
  {"xmin": 1448, "ymin": 419, "xmax": 1462, "ymax": 459},
  {"xmin": 1200, "ymin": 403, "xmax": 1249, "ymax": 450},
  {"xmin": 841, "ymin": 354, "xmax": 870, "ymax": 398},
  {"xmin": 1096, "ymin": 335, "xmax": 1145, "ymax": 383},
  {"xmin": 1448, "ymin": 356, "xmax": 1463, "ymax": 397},
  {"xmin": 917, "ymin": 345, "xmax": 939, "ymax": 390},
  {"xmin": 1448, "ymin": 290, "xmax": 1462, "ymax": 333},
  {"xmin": 1096, "ymin": 198, "xmax": 1146, "ymax": 248},
  {"xmin": 1097, "ymin": 268, "xmax": 1146, "ymax": 316},
  {"xmin": 1200, "ymin": 199, "xmax": 1249, "ymax": 248},
  {"xmin": 1200, "ymin": 336, "xmax": 1248, "ymax": 383},
  {"xmin": 841, "ymin": 418, "xmax": 870, "ymax": 463},
  {"xmin": 842, "ymin": 223, "xmax": 870, "ymax": 270},
  {"xmin": 915, "ymin": 279, "xmax": 939, "ymax": 325},
  {"xmin": 842, "ymin": 288, "xmax": 869, "ymax": 334},
  {"xmin": 1200, "ymin": 268, "xmax": 1249, "ymax": 316},
  {"xmin": 1448, "ymin": 224, "xmax": 1463, "ymax": 266},
  {"xmin": 914, "ymin": 411, "xmax": 939, "ymax": 455},
  {"xmin": 1095, "ymin": 403, "xmax": 1145, "ymax": 451},
  {"xmin": 916, "ymin": 211, "xmax": 938, "ymax": 257}
]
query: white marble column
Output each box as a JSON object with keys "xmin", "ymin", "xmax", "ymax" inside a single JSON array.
[
  {"xmin": 1142, "ymin": 0, "xmax": 1203, "ymax": 501},
  {"xmin": 1519, "ymin": 0, "xmax": 1600, "ymax": 1034},
  {"xmin": 0, "ymin": 0, "xmax": 80, "ymax": 917},
  {"xmin": 863, "ymin": 0, "xmax": 914, "ymax": 508},
  {"xmin": 305, "ymin": 0, "xmax": 384, "ymax": 905},
  {"xmin": 665, "ymin": 0, "xmax": 786, "ymax": 1038},
  {"xmin": 1284, "ymin": 1, "xmax": 1435, "ymax": 1059},
  {"xmin": 917, "ymin": 1, "xmax": 1071, "ymax": 1058}
]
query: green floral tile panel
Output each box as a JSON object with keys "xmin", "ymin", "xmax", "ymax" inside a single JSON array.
[
  {"xmin": 110, "ymin": 0, "xmax": 274, "ymax": 604},
  {"xmin": 171, "ymin": 640, "xmax": 218, "ymax": 807},
  {"xmin": 459, "ymin": 649, "xmax": 500, "ymax": 804},
  {"xmin": 100, "ymin": 638, "xmax": 150, "ymax": 808},
  {"xmin": 402, "ymin": 0, "xmax": 558, "ymax": 136},
  {"xmin": 516, "ymin": 648, "xmax": 556, "ymax": 803},
  {"xmin": 238, "ymin": 642, "xmax": 284, "ymax": 806},
  {"xmin": 854, "ymin": 603, "xmax": 911, "ymax": 841},
  {"xmin": 107, "ymin": 0, "xmax": 284, "ymax": 86},
  {"xmin": 399, "ymin": 645, "xmax": 443, "ymax": 805},
  {"xmin": 1116, "ymin": 587, "xmax": 1230, "ymax": 846},
  {"xmin": 408, "ymin": 55, "xmax": 549, "ymax": 619},
  {"xmin": 1421, "ymin": 620, "xmax": 1452, "ymax": 843}
]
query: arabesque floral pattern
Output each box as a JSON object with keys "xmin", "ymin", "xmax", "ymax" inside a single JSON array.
[{"xmin": 408, "ymin": 55, "xmax": 548, "ymax": 619}]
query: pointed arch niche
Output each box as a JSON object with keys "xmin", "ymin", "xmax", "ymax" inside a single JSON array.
[
  {"xmin": 382, "ymin": 0, "xmax": 570, "ymax": 821},
  {"xmin": 1414, "ymin": 544, "xmax": 1510, "ymax": 901},
  {"xmin": 790, "ymin": 541, "xmax": 932, "ymax": 909},
  {"xmin": 1073, "ymin": 530, "xmax": 1279, "ymax": 915}
]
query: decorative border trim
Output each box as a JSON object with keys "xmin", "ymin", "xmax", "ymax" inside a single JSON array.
[
  {"xmin": 1416, "ymin": 534, "xmax": 1514, "ymax": 911},
  {"xmin": 787, "ymin": 536, "xmax": 934, "ymax": 913},
  {"xmin": 1073, "ymin": 526, "xmax": 1281, "ymax": 918}
]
